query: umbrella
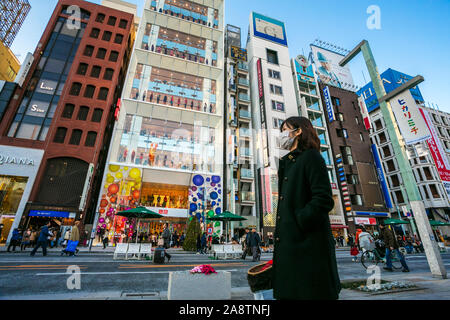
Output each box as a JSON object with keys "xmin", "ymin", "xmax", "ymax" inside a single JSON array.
[
  {"xmin": 382, "ymin": 218, "xmax": 410, "ymax": 225},
  {"xmin": 207, "ymin": 211, "xmax": 247, "ymax": 243},
  {"xmin": 429, "ymin": 220, "xmax": 450, "ymax": 227},
  {"xmin": 116, "ymin": 207, "xmax": 164, "ymax": 243}
]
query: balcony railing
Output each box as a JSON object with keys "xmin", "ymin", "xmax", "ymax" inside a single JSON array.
[
  {"xmin": 241, "ymin": 191, "xmax": 255, "ymax": 202},
  {"xmin": 239, "ymin": 128, "xmax": 251, "ymax": 137},
  {"xmin": 239, "ymin": 148, "xmax": 252, "ymax": 157},
  {"xmin": 241, "ymin": 168, "xmax": 254, "ymax": 179},
  {"xmin": 238, "ymin": 93, "xmax": 250, "ymax": 102},
  {"xmin": 239, "ymin": 110, "xmax": 251, "ymax": 119},
  {"xmin": 238, "ymin": 62, "xmax": 248, "ymax": 71},
  {"xmin": 238, "ymin": 78, "xmax": 249, "ymax": 86}
]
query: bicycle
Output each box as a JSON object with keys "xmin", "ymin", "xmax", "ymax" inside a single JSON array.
[{"xmin": 360, "ymin": 246, "xmax": 403, "ymax": 270}]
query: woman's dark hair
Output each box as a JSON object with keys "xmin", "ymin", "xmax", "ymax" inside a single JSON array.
[{"xmin": 280, "ymin": 116, "xmax": 320, "ymax": 152}]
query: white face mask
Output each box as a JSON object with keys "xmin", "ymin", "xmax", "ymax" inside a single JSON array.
[{"xmin": 280, "ymin": 129, "xmax": 297, "ymax": 150}]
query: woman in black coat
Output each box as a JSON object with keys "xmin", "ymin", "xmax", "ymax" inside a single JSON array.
[{"xmin": 273, "ymin": 116, "xmax": 341, "ymax": 300}]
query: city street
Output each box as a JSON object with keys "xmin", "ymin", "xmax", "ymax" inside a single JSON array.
[{"xmin": 0, "ymin": 248, "xmax": 449, "ymax": 300}]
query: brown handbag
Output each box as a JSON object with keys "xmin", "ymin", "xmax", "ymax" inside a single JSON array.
[{"xmin": 247, "ymin": 262, "xmax": 273, "ymax": 293}]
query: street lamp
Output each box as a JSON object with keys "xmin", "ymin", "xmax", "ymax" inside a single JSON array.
[{"xmin": 339, "ymin": 40, "xmax": 446, "ymax": 279}]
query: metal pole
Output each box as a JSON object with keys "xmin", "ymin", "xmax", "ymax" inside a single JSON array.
[{"xmin": 341, "ymin": 40, "xmax": 446, "ymax": 278}]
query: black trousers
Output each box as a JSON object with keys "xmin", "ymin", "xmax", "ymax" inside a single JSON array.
[
  {"xmin": 30, "ymin": 241, "xmax": 48, "ymax": 256},
  {"xmin": 7, "ymin": 240, "xmax": 19, "ymax": 252}
]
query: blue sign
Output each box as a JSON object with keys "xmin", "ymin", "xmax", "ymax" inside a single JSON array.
[
  {"xmin": 355, "ymin": 211, "xmax": 389, "ymax": 217},
  {"xmin": 371, "ymin": 144, "xmax": 393, "ymax": 209},
  {"xmin": 29, "ymin": 210, "xmax": 71, "ymax": 218},
  {"xmin": 323, "ymin": 86, "xmax": 335, "ymax": 123},
  {"xmin": 252, "ymin": 12, "xmax": 288, "ymax": 46}
]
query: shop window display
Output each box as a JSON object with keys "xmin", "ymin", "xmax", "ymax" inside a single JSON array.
[
  {"xmin": 117, "ymin": 116, "xmax": 216, "ymax": 173},
  {"xmin": 140, "ymin": 182, "xmax": 189, "ymax": 209},
  {"xmin": 141, "ymin": 24, "xmax": 218, "ymax": 67},
  {"xmin": 130, "ymin": 64, "xmax": 217, "ymax": 114},
  {"xmin": 150, "ymin": 0, "xmax": 219, "ymax": 30},
  {"xmin": 0, "ymin": 175, "xmax": 28, "ymax": 244}
]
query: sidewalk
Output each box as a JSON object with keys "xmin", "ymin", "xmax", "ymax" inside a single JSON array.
[{"xmin": 0, "ymin": 245, "xmax": 188, "ymax": 254}]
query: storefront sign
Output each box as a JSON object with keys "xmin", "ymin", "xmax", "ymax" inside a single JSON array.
[
  {"xmin": 29, "ymin": 210, "xmax": 73, "ymax": 218},
  {"xmin": 355, "ymin": 217, "xmax": 377, "ymax": 225},
  {"xmin": 371, "ymin": 144, "xmax": 393, "ymax": 209},
  {"xmin": 323, "ymin": 86, "xmax": 335, "ymax": 123},
  {"xmin": 355, "ymin": 211, "xmax": 389, "ymax": 217},
  {"xmin": 0, "ymin": 155, "xmax": 35, "ymax": 166},
  {"xmin": 389, "ymin": 91, "xmax": 430, "ymax": 145},
  {"xmin": 147, "ymin": 207, "xmax": 188, "ymax": 218}
]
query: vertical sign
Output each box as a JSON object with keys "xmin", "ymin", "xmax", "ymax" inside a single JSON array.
[
  {"xmin": 420, "ymin": 108, "xmax": 450, "ymax": 197},
  {"xmin": 371, "ymin": 144, "xmax": 393, "ymax": 209},
  {"xmin": 323, "ymin": 86, "xmax": 335, "ymax": 123},
  {"xmin": 358, "ymin": 96, "xmax": 372, "ymax": 130},
  {"xmin": 79, "ymin": 163, "xmax": 95, "ymax": 211},
  {"xmin": 257, "ymin": 58, "xmax": 269, "ymax": 167},
  {"xmin": 388, "ymin": 91, "xmax": 431, "ymax": 145}
]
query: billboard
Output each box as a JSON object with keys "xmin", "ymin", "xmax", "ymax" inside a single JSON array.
[
  {"xmin": 371, "ymin": 144, "xmax": 393, "ymax": 209},
  {"xmin": 420, "ymin": 108, "xmax": 450, "ymax": 197},
  {"xmin": 252, "ymin": 12, "xmax": 288, "ymax": 46},
  {"xmin": 389, "ymin": 90, "xmax": 431, "ymax": 145},
  {"xmin": 322, "ymin": 86, "xmax": 335, "ymax": 123},
  {"xmin": 311, "ymin": 45, "xmax": 354, "ymax": 89}
]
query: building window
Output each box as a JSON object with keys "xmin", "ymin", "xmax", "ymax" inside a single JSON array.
[
  {"xmin": 69, "ymin": 129, "xmax": 82, "ymax": 145},
  {"xmin": 76, "ymin": 63, "xmax": 88, "ymax": 75},
  {"xmin": 266, "ymin": 49, "xmax": 279, "ymax": 65},
  {"xmin": 96, "ymin": 48, "xmax": 107, "ymax": 59},
  {"xmin": 359, "ymin": 133, "xmax": 364, "ymax": 141},
  {"xmin": 268, "ymin": 69, "xmax": 281, "ymax": 80},
  {"xmin": 336, "ymin": 128, "xmax": 348, "ymax": 139},
  {"xmin": 386, "ymin": 159, "xmax": 396, "ymax": 172},
  {"xmin": 91, "ymin": 108, "xmax": 103, "ymax": 122},
  {"xmin": 84, "ymin": 85, "xmax": 96, "ymax": 98},
  {"xmin": 77, "ymin": 106, "xmax": 89, "ymax": 121},
  {"xmin": 98, "ymin": 87, "xmax": 109, "ymax": 101},
  {"xmin": 96, "ymin": 13, "xmax": 105, "ymax": 23},
  {"xmin": 337, "ymin": 113, "xmax": 344, "ymax": 122},
  {"xmin": 351, "ymin": 194, "xmax": 363, "ymax": 206},
  {"xmin": 271, "ymin": 100, "xmax": 285, "ymax": 112},
  {"xmin": 332, "ymin": 97, "xmax": 341, "ymax": 107},
  {"xmin": 395, "ymin": 190, "xmax": 405, "ymax": 203},
  {"xmin": 382, "ymin": 145, "xmax": 391, "ymax": 157},
  {"xmin": 85, "ymin": 131, "xmax": 97, "ymax": 147},
  {"xmin": 107, "ymin": 16, "xmax": 117, "ymax": 26},
  {"xmin": 347, "ymin": 174, "xmax": 359, "ymax": 185},
  {"xmin": 102, "ymin": 31, "xmax": 112, "ymax": 41},
  {"xmin": 62, "ymin": 104, "xmax": 75, "ymax": 119},
  {"xmin": 423, "ymin": 167, "xmax": 433, "ymax": 180},
  {"xmin": 273, "ymin": 118, "xmax": 284, "ymax": 129},
  {"xmin": 270, "ymin": 84, "xmax": 283, "ymax": 95},
  {"xmin": 374, "ymin": 119, "xmax": 383, "ymax": 131},
  {"xmin": 90, "ymin": 28, "xmax": 100, "ymax": 39},
  {"xmin": 355, "ymin": 117, "xmax": 360, "ymax": 125},
  {"xmin": 391, "ymin": 174, "xmax": 400, "ymax": 187},
  {"xmin": 114, "ymin": 34, "xmax": 124, "ymax": 44},
  {"xmin": 378, "ymin": 131, "xmax": 387, "ymax": 144},
  {"xmin": 69, "ymin": 82, "xmax": 82, "ymax": 96},
  {"xmin": 84, "ymin": 45, "xmax": 94, "ymax": 57},
  {"xmin": 53, "ymin": 127, "xmax": 67, "ymax": 143},
  {"xmin": 429, "ymin": 184, "xmax": 440, "ymax": 199},
  {"xmin": 90, "ymin": 66, "xmax": 101, "ymax": 78},
  {"xmin": 103, "ymin": 68, "xmax": 114, "ymax": 80},
  {"xmin": 119, "ymin": 19, "xmax": 128, "ymax": 29},
  {"xmin": 109, "ymin": 51, "xmax": 119, "ymax": 62}
]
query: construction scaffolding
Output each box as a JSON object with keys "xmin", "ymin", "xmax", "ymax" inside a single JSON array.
[{"xmin": 0, "ymin": 0, "xmax": 31, "ymax": 48}]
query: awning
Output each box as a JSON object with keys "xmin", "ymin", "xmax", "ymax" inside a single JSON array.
[{"xmin": 331, "ymin": 224, "xmax": 348, "ymax": 229}]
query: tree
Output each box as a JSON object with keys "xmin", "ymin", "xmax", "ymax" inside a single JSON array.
[{"xmin": 183, "ymin": 218, "xmax": 201, "ymax": 252}]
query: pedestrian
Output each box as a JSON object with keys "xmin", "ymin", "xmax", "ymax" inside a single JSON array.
[
  {"xmin": 63, "ymin": 228, "xmax": 71, "ymax": 247},
  {"xmin": 273, "ymin": 117, "xmax": 341, "ymax": 300},
  {"xmin": 241, "ymin": 228, "xmax": 250, "ymax": 260},
  {"xmin": 102, "ymin": 231, "xmax": 109, "ymax": 249},
  {"xmin": 196, "ymin": 233, "xmax": 202, "ymax": 254},
  {"xmin": 358, "ymin": 226, "xmax": 375, "ymax": 253},
  {"xmin": 54, "ymin": 228, "xmax": 61, "ymax": 248},
  {"xmin": 30, "ymin": 222, "xmax": 53, "ymax": 256},
  {"xmin": 179, "ymin": 233, "xmax": 185, "ymax": 247},
  {"xmin": 7, "ymin": 228, "xmax": 22, "ymax": 252},
  {"xmin": 347, "ymin": 234, "xmax": 354, "ymax": 247},
  {"xmin": 247, "ymin": 228, "xmax": 261, "ymax": 262},
  {"xmin": 379, "ymin": 220, "xmax": 410, "ymax": 272},
  {"xmin": 68, "ymin": 221, "xmax": 81, "ymax": 256},
  {"xmin": 200, "ymin": 232, "xmax": 207, "ymax": 254},
  {"xmin": 355, "ymin": 227, "xmax": 363, "ymax": 250},
  {"xmin": 21, "ymin": 228, "xmax": 31, "ymax": 251},
  {"xmin": 161, "ymin": 224, "xmax": 172, "ymax": 261},
  {"xmin": 30, "ymin": 229, "xmax": 37, "ymax": 247},
  {"xmin": 350, "ymin": 244, "xmax": 359, "ymax": 262}
]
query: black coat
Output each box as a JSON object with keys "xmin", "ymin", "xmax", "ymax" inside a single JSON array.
[
  {"xmin": 273, "ymin": 148, "xmax": 341, "ymax": 300},
  {"xmin": 247, "ymin": 232, "xmax": 261, "ymax": 247}
]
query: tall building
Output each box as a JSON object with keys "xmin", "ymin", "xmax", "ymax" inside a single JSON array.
[
  {"xmin": 91, "ymin": 0, "xmax": 225, "ymax": 244},
  {"xmin": 358, "ymin": 69, "xmax": 450, "ymax": 235},
  {"xmin": 0, "ymin": 0, "xmax": 31, "ymax": 48},
  {"xmin": 0, "ymin": 0, "xmax": 135, "ymax": 244},
  {"xmin": 318, "ymin": 83, "xmax": 389, "ymax": 233},
  {"xmin": 246, "ymin": 12, "xmax": 298, "ymax": 236},
  {"xmin": 291, "ymin": 55, "xmax": 347, "ymax": 238},
  {"xmin": 223, "ymin": 25, "xmax": 256, "ymax": 232}
]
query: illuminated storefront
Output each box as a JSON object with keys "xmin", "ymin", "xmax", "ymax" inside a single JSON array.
[{"xmin": 0, "ymin": 145, "xmax": 44, "ymax": 244}]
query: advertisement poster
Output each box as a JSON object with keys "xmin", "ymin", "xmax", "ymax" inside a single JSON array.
[
  {"xmin": 252, "ymin": 12, "xmax": 288, "ymax": 46},
  {"xmin": 311, "ymin": 45, "xmax": 355, "ymax": 89},
  {"xmin": 389, "ymin": 91, "xmax": 431, "ymax": 145}
]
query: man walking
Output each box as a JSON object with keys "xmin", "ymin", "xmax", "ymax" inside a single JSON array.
[
  {"xmin": 162, "ymin": 224, "xmax": 172, "ymax": 262},
  {"xmin": 241, "ymin": 228, "xmax": 250, "ymax": 260},
  {"xmin": 379, "ymin": 221, "xmax": 410, "ymax": 272},
  {"xmin": 248, "ymin": 228, "xmax": 261, "ymax": 262},
  {"xmin": 30, "ymin": 222, "xmax": 53, "ymax": 256},
  {"xmin": 7, "ymin": 228, "xmax": 22, "ymax": 252},
  {"xmin": 69, "ymin": 221, "xmax": 81, "ymax": 256}
]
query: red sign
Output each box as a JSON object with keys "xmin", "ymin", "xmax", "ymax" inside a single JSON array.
[
  {"xmin": 257, "ymin": 59, "xmax": 264, "ymax": 99},
  {"xmin": 158, "ymin": 209, "xmax": 169, "ymax": 215},
  {"xmin": 420, "ymin": 108, "xmax": 450, "ymax": 182},
  {"xmin": 331, "ymin": 183, "xmax": 338, "ymax": 190},
  {"xmin": 355, "ymin": 217, "xmax": 377, "ymax": 225},
  {"xmin": 207, "ymin": 227, "xmax": 213, "ymax": 235},
  {"xmin": 114, "ymin": 98, "xmax": 122, "ymax": 121}
]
